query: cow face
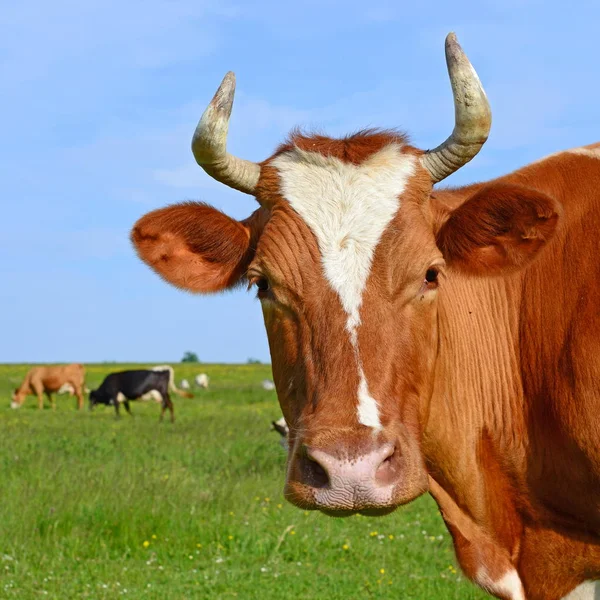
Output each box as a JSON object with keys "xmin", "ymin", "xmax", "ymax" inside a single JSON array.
[
  {"xmin": 132, "ymin": 133, "xmax": 560, "ymax": 515},
  {"xmin": 131, "ymin": 35, "xmax": 560, "ymax": 516},
  {"xmin": 89, "ymin": 390, "xmax": 110, "ymax": 409},
  {"xmin": 11, "ymin": 389, "xmax": 23, "ymax": 409}
]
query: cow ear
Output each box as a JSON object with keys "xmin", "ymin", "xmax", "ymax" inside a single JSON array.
[
  {"xmin": 436, "ymin": 183, "xmax": 561, "ymax": 275},
  {"xmin": 131, "ymin": 202, "xmax": 267, "ymax": 293}
]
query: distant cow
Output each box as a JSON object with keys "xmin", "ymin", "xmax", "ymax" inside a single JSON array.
[
  {"xmin": 271, "ymin": 417, "xmax": 289, "ymax": 450},
  {"xmin": 180, "ymin": 379, "xmax": 190, "ymax": 390},
  {"xmin": 89, "ymin": 370, "xmax": 174, "ymax": 422},
  {"xmin": 195, "ymin": 373, "xmax": 209, "ymax": 389},
  {"xmin": 114, "ymin": 365, "xmax": 192, "ymax": 404},
  {"xmin": 12, "ymin": 364, "xmax": 86, "ymax": 410},
  {"xmin": 262, "ymin": 379, "xmax": 275, "ymax": 391}
]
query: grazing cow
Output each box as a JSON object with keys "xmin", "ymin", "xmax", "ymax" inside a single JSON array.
[
  {"xmin": 194, "ymin": 373, "xmax": 209, "ymax": 389},
  {"xmin": 12, "ymin": 364, "xmax": 86, "ymax": 410},
  {"xmin": 130, "ymin": 33, "xmax": 600, "ymax": 599},
  {"xmin": 89, "ymin": 370, "xmax": 174, "ymax": 422},
  {"xmin": 113, "ymin": 366, "xmax": 193, "ymax": 404},
  {"xmin": 180, "ymin": 378, "xmax": 191, "ymax": 390}
]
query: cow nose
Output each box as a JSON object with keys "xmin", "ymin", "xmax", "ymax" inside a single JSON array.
[{"xmin": 292, "ymin": 443, "xmax": 401, "ymax": 513}]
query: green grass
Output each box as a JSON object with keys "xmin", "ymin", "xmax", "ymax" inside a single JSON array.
[{"xmin": 0, "ymin": 363, "xmax": 486, "ymax": 599}]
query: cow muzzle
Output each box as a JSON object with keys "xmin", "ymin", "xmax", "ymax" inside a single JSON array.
[{"xmin": 284, "ymin": 435, "xmax": 428, "ymax": 516}]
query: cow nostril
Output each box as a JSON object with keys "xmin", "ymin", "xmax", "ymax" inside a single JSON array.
[
  {"xmin": 376, "ymin": 445, "xmax": 401, "ymax": 486},
  {"xmin": 300, "ymin": 453, "xmax": 329, "ymax": 489}
]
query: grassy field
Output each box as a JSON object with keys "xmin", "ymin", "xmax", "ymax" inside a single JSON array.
[{"xmin": 0, "ymin": 363, "xmax": 486, "ymax": 599}]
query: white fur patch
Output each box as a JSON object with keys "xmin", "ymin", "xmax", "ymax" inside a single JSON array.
[
  {"xmin": 567, "ymin": 146, "xmax": 600, "ymax": 159},
  {"xmin": 562, "ymin": 581, "xmax": 600, "ymax": 600},
  {"xmin": 531, "ymin": 144, "xmax": 600, "ymax": 165},
  {"xmin": 272, "ymin": 144, "xmax": 415, "ymax": 429},
  {"xmin": 476, "ymin": 568, "xmax": 525, "ymax": 600}
]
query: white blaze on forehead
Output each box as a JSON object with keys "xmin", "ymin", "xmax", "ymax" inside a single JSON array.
[{"xmin": 272, "ymin": 143, "xmax": 416, "ymax": 429}]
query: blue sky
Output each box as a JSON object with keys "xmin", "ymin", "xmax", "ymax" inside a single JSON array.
[{"xmin": 2, "ymin": 0, "xmax": 598, "ymax": 363}]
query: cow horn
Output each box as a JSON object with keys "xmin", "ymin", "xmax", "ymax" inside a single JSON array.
[
  {"xmin": 420, "ymin": 33, "xmax": 492, "ymax": 183},
  {"xmin": 191, "ymin": 72, "xmax": 261, "ymax": 196}
]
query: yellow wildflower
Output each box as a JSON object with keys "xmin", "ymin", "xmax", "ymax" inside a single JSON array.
[
  {"xmin": 142, "ymin": 541, "xmax": 150, "ymax": 548},
  {"xmin": 380, "ymin": 568, "xmax": 385, "ymax": 575},
  {"xmin": 342, "ymin": 544, "xmax": 349, "ymax": 551}
]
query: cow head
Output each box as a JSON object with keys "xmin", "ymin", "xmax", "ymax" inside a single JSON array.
[
  {"xmin": 89, "ymin": 390, "xmax": 112, "ymax": 410},
  {"xmin": 11, "ymin": 389, "xmax": 24, "ymax": 409},
  {"xmin": 131, "ymin": 34, "xmax": 560, "ymax": 515}
]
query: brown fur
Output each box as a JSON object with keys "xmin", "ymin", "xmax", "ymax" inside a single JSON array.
[
  {"xmin": 131, "ymin": 202, "xmax": 267, "ymax": 293},
  {"xmin": 12, "ymin": 364, "xmax": 86, "ymax": 410},
  {"xmin": 273, "ymin": 128, "xmax": 415, "ymax": 164},
  {"xmin": 131, "ymin": 130, "xmax": 600, "ymax": 599}
]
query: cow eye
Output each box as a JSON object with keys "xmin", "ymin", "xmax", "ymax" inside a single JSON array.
[
  {"xmin": 255, "ymin": 277, "xmax": 270, "ymax": 293},
  {"xmin": 424, "ymin": 268, "xmax": 439, "ymax": 288}
]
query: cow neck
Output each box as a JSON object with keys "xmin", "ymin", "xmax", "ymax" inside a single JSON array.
[{"xmin": 423, "ymin": 270, "xmax": 527, "ymax": 521}]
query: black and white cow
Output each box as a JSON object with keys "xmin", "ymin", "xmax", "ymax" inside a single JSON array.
[{"xmin": 89, "ymin": 370, "xmax": 174, "ymax": 422}]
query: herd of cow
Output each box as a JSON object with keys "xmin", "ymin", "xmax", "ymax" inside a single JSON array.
[{"xmin": 10, "ymin": 364, "xmax": 210, "ymax": 422}]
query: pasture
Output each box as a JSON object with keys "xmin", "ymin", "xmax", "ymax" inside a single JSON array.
[{"xmin": 0, "ymin": 364, "xmax": 485, "ymax": 599}]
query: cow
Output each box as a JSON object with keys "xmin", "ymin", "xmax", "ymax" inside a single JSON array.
[
  {"xmin": 89, "ymin": 370, "xmax": 174, "ymax": 422},
  {"xmin": 194, "ymin": 373, "xmax": 209, "ymax": 389},
  {"xmin": 271, "ymin": 416, "xmax": 289, "ymax": 450},
  {"xmin": 11, "ymin": 364, "xmax": 86, "ymax": 410},
  {"xmin": 114, "ymin": 366, "xmax": 192, "ymax": 403},
  {"xmin": 180, "ymin": 378, "xmax": 191, "ymax": 390},
  {"xmin": 129, "ymin": 33, "xmax": 600, "ymax": 599}
]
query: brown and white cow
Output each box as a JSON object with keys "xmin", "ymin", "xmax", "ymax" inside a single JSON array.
[
  {"xmin": 12, "ymin": 364, "xmax": 86, "ymax": 410},
  {"xmin": 130, "ymin": 33, "xmax": 600, "ymax": 600}
]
